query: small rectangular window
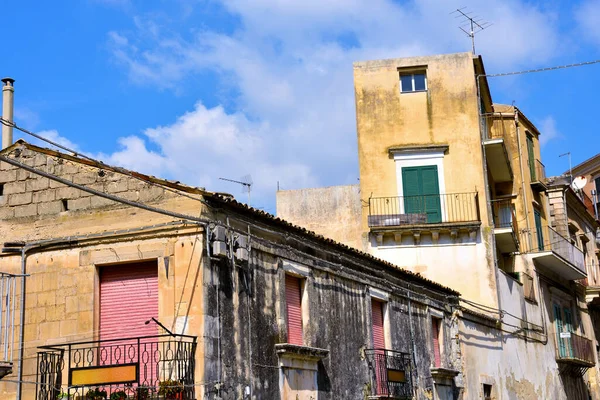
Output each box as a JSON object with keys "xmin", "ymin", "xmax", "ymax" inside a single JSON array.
[
  {"xmin": 400, "ymin": 72, "xmax": 427, "ymax": 93},
  {"xmin": 483, "ymin": 383, "xmax": 492, "ymax": 400},
  {"xmin": 0, "ymin": 183, "xmax": 4, "ymax": 196},
  {"xmin": 285, "ymin": 275, "xmax": 304, "ymax": 346}
]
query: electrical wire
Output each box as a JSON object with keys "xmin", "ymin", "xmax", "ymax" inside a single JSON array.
[{"xmin": 484, "ymin": 59, "xmax": 600, "ymax": 78}]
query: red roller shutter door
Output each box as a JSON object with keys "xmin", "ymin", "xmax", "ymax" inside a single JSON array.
[
  {"xmin": 371, "ymin": 300, "xmax": 388, "ymax": 396},
  {"xmin": 100, "ymin": 261, "xmax": 159, "ymax": 342},
  {"xmin": 432, "ymin": 318, "xmax": 441, "ymax": 368},
  {"xmin": 285, "ymin": 275, "xmax": 303, "ymax": 346}
]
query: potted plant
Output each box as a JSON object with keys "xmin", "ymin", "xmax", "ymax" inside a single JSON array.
[
  {"xmin": 86, "ymin": 388, "xmax": 108, "ymax": 400},
  {"xmin": 109, "ymin": 390, "xmax": 128, "ymax": 400},
  {"xmin": 158, "ymin": 379, "xmax": 184, "ymax": 400},
  {"xmin": 135, "ymin": 387, "xmax": 150, "ymax": 400}
]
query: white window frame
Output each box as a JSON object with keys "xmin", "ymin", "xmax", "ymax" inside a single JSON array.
[
  {"xmin": 400, "ymin": 72, "xmax": 427, "ymax": 93},
  {"xmin": 391, "ymin": 149, "xmax": 447, "ymax": 219},
  {"xmin": 370, "ymin": 288, "xmax": 392, "ymax": 348}
]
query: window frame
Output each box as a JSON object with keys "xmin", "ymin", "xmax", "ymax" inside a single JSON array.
[
  {"xmin": 399, "ymin": 72, "xmax": 427, "ymax": 93},
  {"xmin": 284, "ymin": 273, "xmax": 306, "ymax": 346}
]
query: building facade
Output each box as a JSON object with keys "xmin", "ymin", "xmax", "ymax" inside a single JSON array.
[
  {"xmin": 278, "ymin": 52, "xmax": 600, "ymax": 399},
  {"xmin": 0, "ymin": 140, "xmax": 461, "ymax": 400}
]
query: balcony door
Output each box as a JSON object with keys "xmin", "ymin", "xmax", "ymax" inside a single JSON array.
[
  {"xmin": 553, "ymin": 303, "xmax": 574, "ymax": 358},
  {"xmin": 402, "ymin": 166, "xmax": 441, "ymax": 223},
  {"xmin": 526, "ymin": 134, "xmax": 535, "ymax": 180}
]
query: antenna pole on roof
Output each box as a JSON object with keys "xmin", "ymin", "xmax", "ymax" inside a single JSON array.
[
  {"xmin": 451, "ymin": 7, "xmax": 492, "ymax": 55},
  {"xmin": 559, "ymin": 152, "xmax": 572, "ymax": 184},
  {"xmin": 219, "ymin": 175, "xmax": 253, "ymax": 205}
]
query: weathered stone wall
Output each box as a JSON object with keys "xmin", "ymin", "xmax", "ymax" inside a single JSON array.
[
  {"xmin": 202, "ymin": 224, "xmax": 459, "ymax": 400},
  {"xmin": 0, "ymin": 144, "xmax": 178, "ymax": 225}
]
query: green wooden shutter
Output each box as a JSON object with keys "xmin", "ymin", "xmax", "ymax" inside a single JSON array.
[
  {"xmin": 563, "ymin": 308, "xmax": 574, "ymax": 357},
  {"xmin": 402, "ymin": 167, "xmax": 423, "ymax": 216},
  {"xmin": 421, "ymin": 166, "xmax": 441, "ymax": 223},
  {"xmin": 402, "ymin": 166, "xmax": 441, "ymax": 223},
  {"xmin": 553, "ymin": 304, "xmax": 566, "ymax": 357},
  {"xmin": 526, "ymin": 135, "xmax": 536, "ymax": 181},
  {"xmin": 534, "ymin": 210, "xmax": 544, "ymax": 251}
]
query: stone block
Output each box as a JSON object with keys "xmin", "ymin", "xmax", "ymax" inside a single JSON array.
[
  {"xmin": 68, "ymin": 197, "xmax": 91, "ymax": 211},
  {"xmin": 37, "ymin": 292, "xmax": 56, "ymax": 307},
  {"xmin": 16, "ymin": 169, "xmax": 31, "ymax": 181},
  {"xmin": 13, "ymin": 203, "xmax": 37, "ymax": 218},
  {"xmin": 72, "ymin": 173, "xmax": 97, "ymax": 185},
  {"xmin": 139, "ymin": 186, "xmax": 165, "ymax": 202},
  {"xmin": 119, "ymin": 190, "xmax": 140, "ymax": 202},
  {"xmin": 49, "ymin": 178, "xmax": 70, "ymax": 188},
  {"xmin": 26, "ymin": 178, "xmax": 49, "ymax": 192},
  {"xmin": 90, "ymin": 196, "xmax": 116, "ymax": 208},
  {"xmin": 32, "ymin": 154, "xmax": 48, "ymax": 167},
  {"xmin": 56, "ymin": 186, "xmax": 82, "ymax": 200},
  {"xmin": 46, "ymin": 305, "xmax": 66, "ymax": 321},
  {"xmin": 37, "ymin": 201, "xmax": 63, "ymax": 216},
  {"xmin": 33, "ymin": 189, "xmax": 56, "ymax": 203},
  {"xmin": 0, "ymin": 160, "xmax": 17, "ymax": 170},
  {"xmin": 3, "ymin": 181, "xmax": 26, "ymax": 194},
  {"xmin": 59, "ymin": 162, "xmax": 81, "ymax": 175},
  {"xmin": 8, "ymin": 191, "xmax": 31, "ymax": 205},
  {"xmin": 59, "ymin": 319, "xmax": 78, "ymax": 338},
  {"xmin": 65, "ymin": 295, "xmax": 79, "ymax": 314},
  {"xmin": 38, "ymin": 321, "xmax": 60, "ymax": 340},
  {"xmin": 107, "ymin": 180, "xmax": 129, "ymax": 193},
  {"xmin": 0, "ymin": 169, "xmax": 16, "ymax": 182},
  {"xmin": 0, "ymin": 206, "xmax": 14, "ymax": 219}
]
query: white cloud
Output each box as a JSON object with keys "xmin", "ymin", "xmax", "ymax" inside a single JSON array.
[
  {"xmin": 575, "ymin": 0, "xmax": 600, "ymax": 45},
  {"xmin": 538, "ymin": 116, "xmax": 562, "ymax": 147},
  {"xmin": 104, "ymin": 0, "xmax": 564, "ymax": 206}
]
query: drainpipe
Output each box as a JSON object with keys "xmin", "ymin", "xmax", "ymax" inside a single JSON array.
[
  {"xmin": 514, "ymin": 110, "xmax": 531, "ymax": 249},
  {"xmin": 2, "ymin": 77, "xmax": 15, "ymax": 150}
]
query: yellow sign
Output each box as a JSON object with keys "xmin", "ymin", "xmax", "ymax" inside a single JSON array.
[
  {"xmin": 387, "ymin": 369, "xmax": 406, "ymax": 383},
  {"xmin": 70, "ymin": 363, "xmax": 138, "ymax": 387}
]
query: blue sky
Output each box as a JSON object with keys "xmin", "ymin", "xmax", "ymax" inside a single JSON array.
[{"xmin": 2, "ymin": 0, "xmax": 600, "ymax": 213}]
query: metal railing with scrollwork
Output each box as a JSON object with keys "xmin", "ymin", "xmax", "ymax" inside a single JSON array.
[
  {"xmin": 36, "ymin": 334, "xmax": 196, "ymax": 400},
  {"xmin": 364, "ymin": 349, "xmax": 412, "ymax": 399}
]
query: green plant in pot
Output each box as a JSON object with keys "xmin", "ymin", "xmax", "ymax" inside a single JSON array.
[
  {"xmin": 158, "ymin": 379, "xmax": 184, "ymax": 399},
  {"xmin": 109, "ymin": 390, "xmax": 128, "ymax": 400},
  {"xmin": 86, "ymin": 388, "xmax": 108, "ymax": 400},
  {"xmin": 135, "ymin": 387, "xmax": 150, "ymax": 400}
]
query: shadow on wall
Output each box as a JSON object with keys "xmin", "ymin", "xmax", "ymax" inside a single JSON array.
[{"xmin": 460, "ymin": 319, "xmax": 503, "ymax": 352}]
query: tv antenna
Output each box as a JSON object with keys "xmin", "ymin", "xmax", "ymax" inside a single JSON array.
[
  {"xmin": 451, "ymin": 7, "xmax": 492, "ymax": 55},
  {"xmin": 559, "ymin": 152, "xmax": 572, "ymax": 184},
  {"xmin": 219, "ymin": 175, "xmax": 253, "ymax": 205}
]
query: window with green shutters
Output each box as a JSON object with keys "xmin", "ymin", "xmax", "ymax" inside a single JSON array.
[
  {"xmin": 401, "ymin": 165, "xmax": 441, "ymax": 223},
  {"xmin": 526, "ymin": 134, "xmax": 536, "ymax": 181},
  {"xmin": 534, "ymin": 209, "xmax": 544, "ymax": 251}
]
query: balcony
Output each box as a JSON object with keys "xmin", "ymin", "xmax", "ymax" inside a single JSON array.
[
  {"xmin": 553, "ymin": 332, "xmax": 595, "ymax": 375},
  {"xmin": 520, "ymin": 226, "xmax": 586, "ymax": 280},
  {"xmin": 364, "ymin": 349, "xmax": 412, "ymax": 399},
  {"xmin": 36, "ymin": 334, "xmax": 197, "ymax": 400},
  {"xmin": 482, "ymin": 114, "xmax": 513, "ymax": 183},
  {"xmin": 530, "ymin": 159, "xmax": 547, "ymax": 191},
  {"xmin": 491, "ymin": 199, "xmax": 519, "ymax": 253}
]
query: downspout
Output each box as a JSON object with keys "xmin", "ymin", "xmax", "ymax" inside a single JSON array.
[
  {"xmin": 407, "ymin": 291, "xmax": 418, "ymax": 388},
  {"xmin": 475, "ymin": 73, "xmax": 502, "ymax": 311},
  {"xmin": 514, "ymin": 110, "xmax": 532, "ymax": 249}
]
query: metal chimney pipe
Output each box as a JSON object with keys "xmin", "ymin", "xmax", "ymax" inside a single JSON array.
[{"xmin": 2, "ymin": 77, "xmax": 15, "ymax": 149}]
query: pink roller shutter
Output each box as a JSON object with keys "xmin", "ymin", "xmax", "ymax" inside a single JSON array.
[
  {"xmin": 371, "ymin": 300, "xmax": 387, "ymax": 396},
  {"xmin": 371, "ymin": 300, "xmax": 385, "ymax": 349},
  {"xmin": 100, "ymin": 261, "xmax": 159, "ymax": 341},
  {"xmin": 285, "ymin": 275, "xmax": 303, "ymax": 345},
  {"xmin": 432, "ymin": 318, "xmax": 441, "ymax": 368}
]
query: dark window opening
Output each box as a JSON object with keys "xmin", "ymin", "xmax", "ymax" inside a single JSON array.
[
  {"xmin": 483, "ymin": 384, "xmax": 492, "ymax": 400},
  {"xmin": 0, "ymin": 183, "xmax": 4, "ymax": 196},
  {"xmin": 61, "ymin": 199, "xmax": 69, "ymax": 212}
]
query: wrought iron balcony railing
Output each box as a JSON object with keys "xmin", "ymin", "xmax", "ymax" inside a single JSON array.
[
  {"xmin": 368, "ymin": 192, "xmax": 480, "ymax": 228},
  {"xmin": 553, "ymin": 332, "xmax": 595, "ymax": 366},
  {"xmin": 530, "ymin": 159, "xmax": 547, "ymax": 188},
  {"xmin": 36, "ymin": 333, "xmax": 197, "ymax": 400},
  {"xmin": 519, "ymin": 226, "xmax": 585, "ymax": 275},
  {"xmin": 364, "ymin": 349, "xmax": 412, "ymax": 399}
]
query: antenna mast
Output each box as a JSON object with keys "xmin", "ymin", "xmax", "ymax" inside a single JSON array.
[
  {"xmin": 452, "ymin": 7, "xmax": 492, "ymax": 55},
  {"xmin": 219, "ymin": 175, "xmax": 253, "ymax": 205}
]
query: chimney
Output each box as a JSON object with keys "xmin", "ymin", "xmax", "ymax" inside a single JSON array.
[{"xmin": 2, "ymin": 77, "xmax": 15, "ymax": 150}]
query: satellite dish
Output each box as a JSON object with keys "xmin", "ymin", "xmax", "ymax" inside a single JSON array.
[{"xmin": 572, "ymin": 176, "xmax": 587, "ymax": 191}]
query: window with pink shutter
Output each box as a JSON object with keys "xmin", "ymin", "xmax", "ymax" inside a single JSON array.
[
  {"xmin": 371, "ymin": 299, "xmax": 388, "ymax": 396},
  {"xmin": 431, "ymin": 317, "xmax": 442, "ymax": 368},
  {"xmin": 371, "ymin": 300, "xmax": 386, "ymax": 350},
  {"xmin": 285, "ymin": 275, "xmax": 303, "ymax": 345}
]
